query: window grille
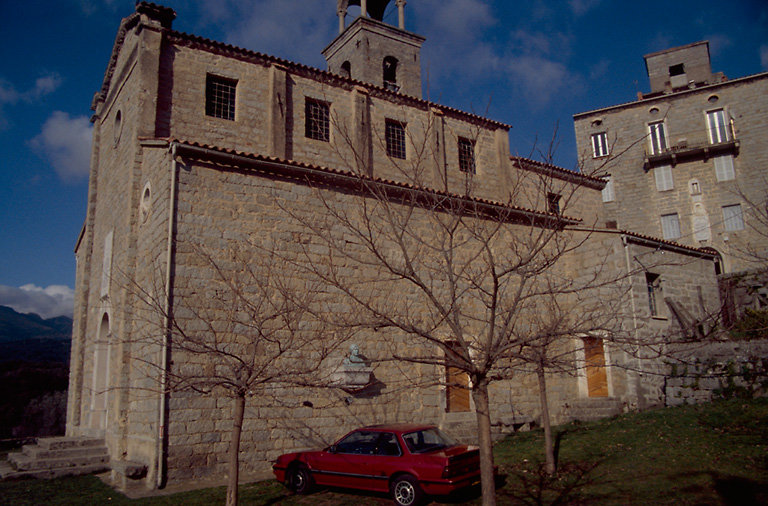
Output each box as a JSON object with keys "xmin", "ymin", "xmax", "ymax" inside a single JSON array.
[
  {"xmin": 458, "ymin": 137, "xmax": 475, "ymax": 174},
  {"xmin": 305, "ymin": 99, "xmax": 330, "ymax": 142},
  {"xmin": 646, "ymin": 272, "xmax": 660, "ymax": 317},
  {"xmin": 385, "ymin": 120, "xmax": 406, "ymax": 159},
  {"xmin": 205, "ymin": 74, "xmax": 237, "ymax": 120}
]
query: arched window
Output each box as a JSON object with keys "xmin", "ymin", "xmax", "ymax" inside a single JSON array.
[
  {"xmin": 383, "ymin": 56, "xmax": 398, "ymax": 91},
  {"xmin": 340, "ymin": 61, "xmax": 351, "ymax": 79}
]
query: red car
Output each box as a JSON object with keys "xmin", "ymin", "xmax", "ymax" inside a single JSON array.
[{"xmin": 273, "ymin": 423, "xmax": 481, "ymax": 505}]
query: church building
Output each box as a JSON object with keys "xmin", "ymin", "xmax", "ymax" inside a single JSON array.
[{"xmin": 66, "ymin": 1, "xmax": 721, "ymax": 491}]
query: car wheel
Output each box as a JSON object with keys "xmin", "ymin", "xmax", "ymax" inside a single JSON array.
[
  {"xmin": 287, "ymin": 464, "xmax": 313, "ymax": 495},
  {"xmin": 390, "ymin": 474, "xmax": 424, "ymax": 506}
]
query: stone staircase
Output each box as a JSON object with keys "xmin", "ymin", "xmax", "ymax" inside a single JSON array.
[
  {"xmin": 0, "ymin": 437, "xmax": 109, "ymax": 480},
  {"xmin": 566, "ymin": 397, "xmax": 625, "ymax": 422}
]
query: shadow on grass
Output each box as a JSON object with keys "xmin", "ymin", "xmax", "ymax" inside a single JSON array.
[
  {"xmin": 498, "ymin": 461, "xmax": 601, "ymax": 506},
  {"xmin": 713, "ymin": 474, "xmax": 768, "ymax": 506}
]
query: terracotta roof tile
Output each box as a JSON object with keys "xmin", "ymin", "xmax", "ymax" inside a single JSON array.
[{"xmin": 161, "ymin": 138, "xmax": 578, "ymax": 225}]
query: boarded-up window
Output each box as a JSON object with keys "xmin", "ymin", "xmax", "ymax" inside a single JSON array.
[{"xmin": 445, "ymin": 342, "xmax": 470, "ymax": 412}]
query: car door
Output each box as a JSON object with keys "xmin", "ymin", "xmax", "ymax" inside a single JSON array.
[{"xmin": 308, "ymin": 430, "xmax": 379, "ymax": 490}]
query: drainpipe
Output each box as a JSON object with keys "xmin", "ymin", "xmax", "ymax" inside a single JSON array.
[
  {"xmin": 622, "ymin": 234, "xmax": 642, "ymax": 408},
  {"xmin": 157, "ymin": 142, "xmax": 178, "ymax": 488},
  {"xmin": 622, "ymin": 235, "xmax": 639, "ymax": 337}
]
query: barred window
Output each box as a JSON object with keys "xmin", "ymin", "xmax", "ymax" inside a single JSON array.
[
  {"xmin": 646, "ymin": 272, "xmax": 660, "ymax": 317},
  {"xmin": 385, "ymin": 120, "xmax": 406, "ymax": 159},
  {"xmin": 305, "ymin": 98, "xmax": 330, "ymax": 142},
  {"xmin": 458, "ymin": 137, "xmax": 475, "ymax": 174},
  {"xmin": 205, "ymin": 74, "xmax": 237, "ymax": 120},
  {"xmin": 547, "ymin": 192, "xmax": 562, "ymax": 215}
]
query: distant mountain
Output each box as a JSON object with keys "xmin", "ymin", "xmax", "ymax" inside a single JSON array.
[{"xmin": 0, "ymin": 306, "xmax": 72, "ymax": 363}]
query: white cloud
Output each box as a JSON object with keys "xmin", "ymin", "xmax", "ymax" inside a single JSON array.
[
  {"xmin": 194, "ymin": 0, "xmax": 336, "ymax": 67},
  {"xmin": 706, "ymin": 35, "xmax": 733, "ymax": 57},
  {"xmin": 761, "ymin": 45, "xmax": 768, "ymax": 70},
  {"xmin": 504, "ymin": 54, "xmax": 576, "ymax": 105},
  {"xmin": 0, "ymin": 284, "xmax": 74, "ymax": 319},
  {"xmin": 30, "ymin": 74, "xmax": 63, "ymax": 99},
  {"xmin": 0, "ymin": 73, "xmax": 61, "ymax": 130},
  {"xmin": 569, "ymin": 0, "xmax": 602, "ymax": 16},
  {"xmin": 30, "ymin": 111, "xmax": 92, "ymax": 182}
]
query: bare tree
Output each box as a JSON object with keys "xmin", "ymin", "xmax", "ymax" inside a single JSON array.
[
  {"xmin": 125, "ymin": 240, "xmax": 350, "ymax": 506},
  {"xmin": 273, "ymin": 114, "xmax": 636, "ymax": 504}
]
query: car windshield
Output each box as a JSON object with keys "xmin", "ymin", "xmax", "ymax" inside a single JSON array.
[{"xmin": 402, "ymin": 428, "xmax": 456, "ymax": 454}]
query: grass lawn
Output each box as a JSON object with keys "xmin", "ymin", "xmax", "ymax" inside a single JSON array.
[{"xmin": 1, "ymin": 398, "xmax": 766, "ymax": 505}]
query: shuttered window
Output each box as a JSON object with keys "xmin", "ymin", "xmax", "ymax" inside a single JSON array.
[
  {"xmin": 714, "ymin": 155, "xmax": 735, "ymax": 181},
  {"xmin": 655, "ymin": 164, "xmax": 674, "ymax": 191},
  {"xmin": 661, "ymin": 213, "xmax": 681, "ymax": 240},
  {"xmin": 445, "ymin": 342, "xmax": 470, "ymax": 412},
  {"xmin": 602, "ymin": 175, "xmax": 615, "ymax": 202}
]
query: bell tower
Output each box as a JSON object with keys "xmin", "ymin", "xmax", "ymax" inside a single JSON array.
[{"xmin": 323, "ymin": 0, "xmax": 425, "ymax": 98}]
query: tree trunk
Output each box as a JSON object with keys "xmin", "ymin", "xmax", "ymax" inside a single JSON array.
[
  {"xmin": 471, "ymin": 377, "xmax": 497, "ymax": 506},
  {"xmin": 536, "ymin": 363, "xmax": 555, "ymax": 475},
  {"xmin": 226, "ymin": 393, "xmax": 246, "ymax": 506}
]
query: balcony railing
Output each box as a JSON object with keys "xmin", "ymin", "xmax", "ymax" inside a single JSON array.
[{"xmin": 644, "ymin": 122, "xmax": 739, "ymax": 169}]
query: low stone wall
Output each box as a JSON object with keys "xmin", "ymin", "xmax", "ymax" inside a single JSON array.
[{"xmin": 664, "ymin": 340, "xmax": 768, "ymax": 406}]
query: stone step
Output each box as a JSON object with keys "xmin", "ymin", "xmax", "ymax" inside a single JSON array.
[
  {"xmin": 36, "ymin": 437, "xmax": 105, "ymax": 451},
  {"xmin": 22, "ymin": 444, "xmax": 107, "ymax": 460},
  {"xmin": 0, "ymin": 462, "xmax": 110, "ymax": 480},
  {"xmin": 568, "ymin": 398, "xmax": 624, "ymax": 422},
  {"xmin": 8, "ymin": 451, "xmax": 109, "ymax": 472}
]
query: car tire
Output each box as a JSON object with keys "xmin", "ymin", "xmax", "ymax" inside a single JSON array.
[
  {"xmin": 390, "ymin": 474, "xmax": 425, "ymax": 506},
  {"xmin": 287, "ymin": 464, "xmax": 313, "ymax": 495}
]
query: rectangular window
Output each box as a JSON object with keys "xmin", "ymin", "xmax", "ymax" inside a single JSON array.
[
  {"xmin": 654, "ymin": 164, "xmax": 674, "ymax": 192},
  {"xmin": 385, "ymin": 120, "xmax": 406, "ymax": 159},
  {"xmin": 646, "ymin": 272, "xmax": 660, "ymax": 317},
  {"xmin": 305, "ymin": 98, "xmax": 330, "ymax": 142},
  {"xmin": 714, "ymin": 154, "xmax": 735, "ymax": 181},
  {"xmin": 602, "ymin": 175, "xmax": 615, "ymax": 202},
  {"xmin": 707, "ymin": 109, "xmax": 730, "ymax": 144},
  {"xmin": 722, "ymin": 204, "xmax": 744, "ymax": 231},
  {"xmin": 458, "ymin": 137, "xmax": 476, "ymax": 174},
  {"xmin": 661, "ymin": 213, "xmax": 681, "ymax": 240},
  {"xmin": 205, "ymin": 74, "xmax": 237, "ymax": 121},
  {"xmin": 648, "ymin": 121, "xmax": 667, "ymax": 155},
  {"xmin": 445, "ymin": 342, "xmax": 470, "ymax": 412},
  {"xmin": 591, "ymin": 132, "xmax": 609, "ymax": 158},
  {"xmin": 547, "ymin": 192, "xmax": 562, "ymax": 214}
]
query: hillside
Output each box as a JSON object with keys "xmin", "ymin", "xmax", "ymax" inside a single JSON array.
[{"xmin": 0, "ymin": 306, "xmax": 72, "ymax": 363}]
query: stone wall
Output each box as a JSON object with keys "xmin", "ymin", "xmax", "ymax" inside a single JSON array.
[
  {"xmin": 574, "ymin": 73, "xmax": 768, "ymax": 273},
  {"xmin": 665, "ymin": 340, "xmax": 768, "ymax": 406}
]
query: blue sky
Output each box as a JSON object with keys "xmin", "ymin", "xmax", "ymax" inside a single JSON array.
[{"xmin": 1, "ymin": 0, "xmax": 766, "ymax": 318}]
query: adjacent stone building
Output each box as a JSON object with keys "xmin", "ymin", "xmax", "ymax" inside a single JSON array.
[
  {"xmin": 67, "ymin": 1, "xmax": 722, "ymax": 491},
  {"xmin": 574, "ymin": 41, "xmax": 768, "ymax": 276}
]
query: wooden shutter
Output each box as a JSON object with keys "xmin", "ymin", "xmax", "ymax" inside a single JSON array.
[
  {"xmin": 583, "ymin": 337, "xmax": 609, "ymax": 398},
  {"xmin": 445, "ymin": 342, "xmax": 470, "ymax": 412}
]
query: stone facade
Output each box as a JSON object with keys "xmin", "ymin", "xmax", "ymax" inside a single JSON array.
[
  {"xmin": 68, "ymin": 2, "xmax": 723, "ymax": 492},
  {"xmin": 574, "ymin": 41, "xmax": 768, "ymax": 274}
]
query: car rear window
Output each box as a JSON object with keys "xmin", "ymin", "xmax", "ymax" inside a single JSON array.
[{"xmin": 402, "ymin": 428, "xmax": 456, "ymax": 454}]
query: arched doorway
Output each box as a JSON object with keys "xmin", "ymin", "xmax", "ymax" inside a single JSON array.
[{"xmin": 90, "ymin": 313, "xmax": 111, "ymax": 430}]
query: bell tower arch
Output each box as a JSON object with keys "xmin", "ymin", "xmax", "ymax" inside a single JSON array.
[{"xmin": 325, "ymin": 0, "xmax": 424, "ymax": 97}]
